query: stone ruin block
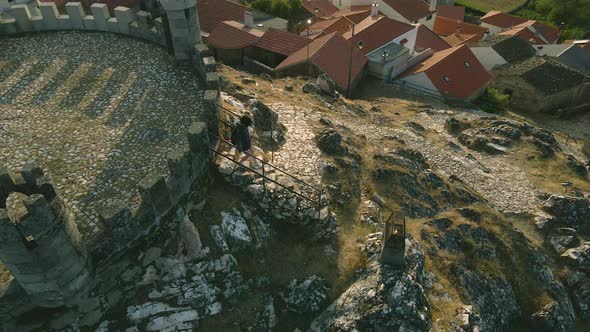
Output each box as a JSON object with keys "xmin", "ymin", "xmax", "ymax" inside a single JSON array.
[
  {"xmin": 114, "ymin": 6, "xmax": 133, "ymax": 34},
  {"xmin": 106, "ymin": 17, "xmax": 118, "ymax": 33},
  {"xmin": 206, "ymin": 72, "xmax": 219, "ymax": 90},
  {"xmin": 138, "ymin": 174, "xmax": 172, "ymax": 217},
  {"xmin": 98, "ymin": 200, "xmax": 134, "ymax": 250},
  {"xmin": 194, "ymin": 43, "xmax": 210, "ymax": 58},
  {"xmin": 38, "ymin": 2, "xmax": 59, "ymax": 31},
  {"xmin": 0, "ymin": 15, "xmax": 17, "ymax": 34},
  {"xmin": 10, "ymin": 4, "xmax": 33, "ymax": 32},
  {"xmin": 90, "ymin": 3, "xmax": 110, "ymax": 31},
  {"xmin": 166, "ymin": 147, "xmax": 192, "ymax": 203},
  {"xmin": 203, "ymin": 56, "xmax": 217, "ymax": 73},
  {"xmin": 135, "ymin": 10, "xmax": 152, "ymax": 30},
  {"xmin": 153, "ymin": 17, "xmax": 167, "ymax": 46},
  {"xmin": 0, "ymin": 209, "xmax": 19, "ymax": 243},
  {"xmin": 82, "ymin": 15, "xmax": 96, "ymax": 30},
  {"xmin": 30, "ymin": 14, "xmax": 43, "ymax": 31},
  {"xmin": 203, "ymin": 90, "xmax": 220, "ymax": 139},
  {"xmin": 35, "ymin": 176, "xmax": 57, "ymax": 202},
  {"xmin": 20, "ymin": 194, "xmax": 57, "ymax": 237},
  {"xmin": 65, "ymin": 2, "xmax": 85, "ymax": 30},
  {"xmin": 57, "ymin": 14, "xmax": 72, "ymax": 30}
]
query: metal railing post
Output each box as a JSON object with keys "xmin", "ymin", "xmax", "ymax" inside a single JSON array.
[{"xmin": 262, "ymin": 159, "xmax": 266, "ymax": 194}]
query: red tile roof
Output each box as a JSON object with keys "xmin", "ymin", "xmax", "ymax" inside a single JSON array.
[
  {"xmin": 443, "ymin": 33, "xmax": 481, "ymax": 47},
  {"xmin": 402, "ymin": 44, "xmax": 491, "ymax": 99},
  {"xmin": 302, "ymin": 0, "xmax": 339, "ymax": 17},
  {"xmin": 255, "ymin": 29, "xmax": 311, "ymax": 56},
  {"xmin": 436, "ymin": 5, "xmax": 465, "ymax": 21},
  {"xmin": 433, "ymin": 15, "xmax": 488, "ymax": 38},
  {"xmin": 498, "ymin": 25, "xmax": 546, "ymax": 45},
  {"xmin": 527, "ymin": 21, "xmax": 560, "ymax": 44},
  {"xmin": 415, "ymin": 24, "xmax": 451, "ymax": 52},
  {"xmin": 382, "ymin": 0, "xmax": 434, "ymax": 22},
  {"xmin": 276, "ymin": 32, "xmax": 367, "ymax": 90},
  {"xmin": 479, "ymin": 11, "xmax": 527, "ymax": 29},
  {"xmin": 329, "ymin": 6, "xmax": 373, "ymax": 23},
  {"xmin": 197, "ymin": 0, "xmax": 248, "ymax": 34},
  {"xmin": 342, "ymin": 15, "xmax": 414, "ymax": 54},
  {"xmin": 307, "ymin": 17, "xmax": 353, "ymax": 39},
  {"xmin": 207, "ymin": 21, "xmax": 264, "ymax": 49}
]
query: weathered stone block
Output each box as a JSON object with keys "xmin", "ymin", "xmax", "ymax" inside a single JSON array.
[
  {"xmin": 90, "ymin": 3, "xmax": 109, "ymax": 31},
  {"xmin": 57, "ymin": 14, "xmax": 72, "ymax": 30},
  {"xmin": 30, "ymin": 15, "xmax": 43, "ymax": 31},
  {"xmin": 0, "ymin": 209, "xmax": 19, "ymax": 244},
  {"xmin": 138, "ymin": 174, "xmax": 172, "ymax": 217},
  {"xmin": 135, "ymin": 10, "xmax": 152, "ymax": 30},
  {"xmin": 203, "ymin": 56, "xmax": 216, "ymax": 72},
  {"xmin": 82, "ymin": 15, "xmax": 96, "ymax": 30},
  {"xmin": 98, "ymin": 199, "xmax": 134, "ymax": 247},
  {"xmin": 187, "ymin": 122, "xmax": 209, "ymax": 153},
  {"xmin": 0, "ymin": 166, "xmax": 15, "ymax": 203},
  {"xmin": 194, "ymin": 43, "xmax": 210, "ymax": 58},
  {"xmin": 166, "ymin": 148, "xmax": 192, "ymax": 202},
  {"xmin": 21, "ymin": 194, "xmax": 56, "ymax": 236},
  {"xmin": 0, "ymin": 16, "xmax": 17, "ymax": 34},
  {"xmin": 203, "ymin": 90, "xmax": 220, "ymax": 139},
  {"xmin": 11, "ymin": 5, "xmax": 32, "ymax": 32},
  {"xmin": 114, "ymin": 6, "xmax": 132, "ymax": 34},
  {"xmin": 65, "ymin": 2, "xmax": 84, "ymax": 30},
  {"xmin": 35, "ymin": 176, "xmax": 57, "ymax": 202},
  {"xmin": 106, "ymin": 17, "xmax": 118, "ymax": 33},
  {"xmin": 38, "ymin": 2, "xmax": 59, "ymax": 30},
  {"xmin": 206, "ymin": 72, "xmax": 219, "ymax": 90},
  {"xmin": 20, "ymin": 162, "xmax": 44, "ymax": 188}
]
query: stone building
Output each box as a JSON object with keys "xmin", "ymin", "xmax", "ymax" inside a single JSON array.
[{"xmin": 490, "ymin": 57, "xmax": 587, "ymax": 113}]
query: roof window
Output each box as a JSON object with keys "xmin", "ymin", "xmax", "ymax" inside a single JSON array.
[
  {"xmin": 464, "ymin": 61, "xmax": 471, "ymax": 69},
  {"xmin": 399, "ymin": 38, "xmax": 408, "ymax": 46},
  {"xmin": 443, "ymin": 75, "xmax": 451, "ymax": 84}
]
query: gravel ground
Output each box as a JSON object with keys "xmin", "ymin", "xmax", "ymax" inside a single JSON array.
[{"xmin": 0, "ymin": 32, "xmax": 205, "ymax": 240}]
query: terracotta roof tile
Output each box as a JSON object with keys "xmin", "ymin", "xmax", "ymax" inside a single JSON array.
[
  {"xmin": 207, "ymin": 21, "xmax": 263, "ymax": 49},
  {"xmin": 307, "ymin": 17, "xmax": 353, "ymax": 39},
  {"xmin": 498, "ymin": 26, "xmax": 545, "ymax": 45},
  {"xmin": 342, "ymin": 15, "xmax": 414, "ymax": 54},
  {"xmin": 479, "ymin": 11, "xmax": 527, "ymax": 29},
  {"xmin": 402, "ymin": 44, "xmax": 491, "ymax": 98},
  {"xmin": 276, "ymin": 33, "xmax": 367, "ymax": 90},
  {"xmin": 415, "ymin": 24, "xmax": 451, "ymax": 52},
  {"xmin": 436, "ymin": 5, "xmax": 465, "ymax": 21},
  {"xmin": 433, "ymin": 15, "xmax": 488, "ymax": 37},
  {"xmin": 443, "ymin": 33, "xmax": 481, "ymax": 47},
  {"xmin": 255, "ymin": 29, "xmax": 311, "ymax": 56},
  {"xmin": 563, "ymin": 40, "xmax": 590, "ymax": 52},
  {"xmin": 329, "ymin": 6, "xmax": 373, "ymax": 23},
  {"xmin": 382, "ymin": 0, "xmax": 434, "ymax": 22},
  {"xmin": 197, "ymin": 0, "xmax": 249, "ymax": 34},
  {"xmin": 302, "ymin": 0, "xmax": 339, "ymax": 17}
]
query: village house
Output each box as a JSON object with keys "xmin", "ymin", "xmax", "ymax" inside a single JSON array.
[
  {"xmin": 433, "ymin": 15, "xmax": 489, "ymax": 44},
  {"xmin": 535, "ymin": 44, "xmax": 590, "ymax": 73},
  {"xmin": 563, "ymin": 40, "xmax": 590, "ymax": 52},
  {"xmin": 274, "ymin": 32, "xmax": 367, "ymax": 92},
  {"xmin": 479, "ymin": 11, "xmax": 559, "ymax": 44},
  {"xmin": 489, "ymin": 57, "xmax": 587, "ymax": 113},
  {"xmin": 469, "ymin": 35, "xmax": 536, "ymax": 71},
  {"xmin": 398, "ymin": 44, "xmax": 491, "ymax": 101}
]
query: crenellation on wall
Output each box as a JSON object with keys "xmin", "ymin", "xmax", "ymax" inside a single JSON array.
[
  {"xmin": 65, "ymin": 2, "xmax": 84, "ymax": 30},
  {"xmin": 38, "ymin": 2, "xmax": 58, "ymax": 30},
  {"xmin": 9, "ymin": 4, "xmax": 32, "ymax": 32},
  {"xmin": 113, "ymin": 6, "xmax": 132, "ymax": 34},
  {"xmin": 166, "ymin": 147, "xmax": 193, "ymax": 202},
  {"xmin": 90, "ymin": 3, "xmax": 109, "ymax": 31},
  {"xmin": 138, "ymin": 173, "xmax": 173, "ymax": 217}
]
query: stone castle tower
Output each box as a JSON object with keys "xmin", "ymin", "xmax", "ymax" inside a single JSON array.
[
  {"xmin": 0, "ymin": 164, "xmax": 92, "ymax": 307},
  {"xmin": 159, "ymin": 0, "xmax": 202, "ymax": 61}
]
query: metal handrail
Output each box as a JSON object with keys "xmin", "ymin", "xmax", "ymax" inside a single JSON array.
[{"xmin": 210, "ymin": 131, "xmax": 322, "ymax": 193}]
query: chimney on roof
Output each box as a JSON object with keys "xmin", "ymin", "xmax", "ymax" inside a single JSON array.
[
  {"xmin": 429, "ymin": 0, "xmax": 437, "ymax": 12},
  {"xmin": 371, "ymin": 2, "xmax": 379, "ymax": 17},
  {"xmin": 244, "ymin": 11, "xmax": 254, "ymax": 28},
  {"xmin": 483, "ymin": 29, "xmax": 489, "ymax": 40},
  {"xmin": 456, "ymin": 20, "xmax": 462, "ymax": 34},
  {"xmin": 536, "ymin": 45, "xmax": 544, "ymax": 56}
]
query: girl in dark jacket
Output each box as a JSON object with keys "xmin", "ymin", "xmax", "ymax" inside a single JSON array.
[{"xmin": 231, "ymin": 115, "xmax": 254, "ymax": 164}]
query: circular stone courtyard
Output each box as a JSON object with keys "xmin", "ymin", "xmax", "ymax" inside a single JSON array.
[{"xmin": 0, "ymin": 31, "xmax": 205, "ymax": 240}]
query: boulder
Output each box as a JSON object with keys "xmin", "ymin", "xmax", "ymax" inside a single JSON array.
[
  {"xmin": 316, "ymin": 73, "xmax": 338, "ymax": 96},
  {"xmin": 550, "ymin": 235, "xmax": 579, "ymax": 254},
  {"xmin": 179, "ymin": 216, "xmax": 208, "ymax": 260},
  {"xmin": 249, "ymin": 99, "xmax": 278, "ymax": 132},
  {"xmin": 220, "ymin": 209, "xmax": 253, "ymax": 250},
  {"xmin": 561, "ymin": 241, "xmax": 590, "ymax": 271},
  {"xmin": 316, "ymin": 129, "xmax": 348, "ymax": 155},
  {"xmin": 530, "ymin": 301, "xmax": 574, "ymax": 332},
  {"xmin": 283, "ymin": 276, "xmax": 328, "ymax": 314},
  {"xmin": 542, "ymin": 195, "xmax": 590, "ymax": 230},
  {"xmin": 571, "ymin": 281, "xmax": 590, "ymax": 319},
  {"xmin": 565, "ymin": 154, "xmax": 588, "ymax": 177},
  {"xmin": 302, "ymin": 82, "xmax": 322, "ymax": 94}
]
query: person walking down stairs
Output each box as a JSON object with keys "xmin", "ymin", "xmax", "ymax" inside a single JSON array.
[{"xmin": 231, "ymin": 115, "xmax": 260, "ymax": 169}]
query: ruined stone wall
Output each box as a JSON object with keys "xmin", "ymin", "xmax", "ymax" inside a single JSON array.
[{"xmin": 0, "ymin": 164, "xmax": 92, "ymax": 308}]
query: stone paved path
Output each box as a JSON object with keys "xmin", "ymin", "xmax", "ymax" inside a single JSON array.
[{"xmin": 0, "ymin": 32, "xmax": 205, "ymax": 239}]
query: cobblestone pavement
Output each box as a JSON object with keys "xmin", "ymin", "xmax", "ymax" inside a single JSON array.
[
  {"xmin": 0, "ymin": 32, "xmax": 204, "ymax": 239},
  {"xmin": 270, "ymin": 103, "xmax": 323, "ymax": 196},
  {"xmin": 334, "ymin": 109, "xmax": 543, "ymax": 214}
]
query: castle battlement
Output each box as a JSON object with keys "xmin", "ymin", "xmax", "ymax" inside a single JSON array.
[{"xmin": 0, "ymin": 2, "xmax": 167, "ymax": 47}]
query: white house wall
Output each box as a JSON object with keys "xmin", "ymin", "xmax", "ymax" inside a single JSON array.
[
  {"xmin": 393, "ymin": 25, "xmax": 418, "ymax": 53},
  {"xmin": 470, "ymin": 46, "xmax": 507, "ymax": 71},
  {"xmin": 399, "ymin": 72, "xmax": 441, "ymax": 96}
]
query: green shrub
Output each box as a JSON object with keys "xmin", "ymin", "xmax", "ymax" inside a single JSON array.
[{"xmin": 476, "ymin": 87, "xmax": 510, "ymax": 114}]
